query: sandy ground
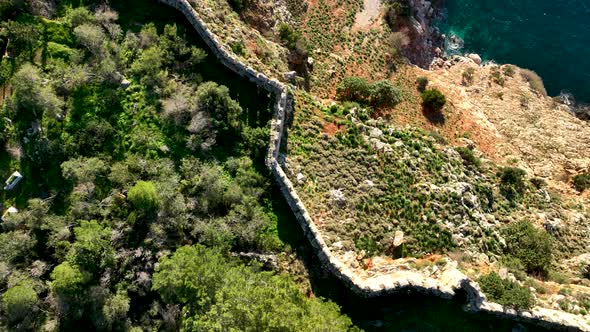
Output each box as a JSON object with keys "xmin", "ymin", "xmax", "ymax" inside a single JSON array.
[{"xmin": 354, "ymin": 0, "xmax": 381, "ymax": 29}]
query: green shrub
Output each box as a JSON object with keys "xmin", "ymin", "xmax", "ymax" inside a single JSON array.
[
  {"xmin": 520, "ymin": 69, "xmax": 547, "ymax": 96},
  {"xmin": 421, "ymin": 89, "xmax": 446, "ymax": 112},
  {"xmin": 278, "ymin": 23, "xmax": 302, "ymax": 50},
  {"xmin": 572, "ymin": 172, "xmax": 590, "ymax": 192},
  {"xmin": 229, "ymin": 40, "xmax": 246, "ymax": 56},
  {"xmin": 455, "ymin": 147, "xmax": 480, "ymax": 168},
  {"xmin": 337, "ymin": 77, "xmax": 403, "ymax": 107},
  {"xmin": 355, "ymin": 236, "xmax": 379, "ymax": 256},
  {"xmin": 478, "ymin": 272, "xmax": 534, "ymax": 310},
  {"xmin": 497, "ymin": 167, "xmax": 526, "ymax": 202},
  {"xmin": 502, "ymin": 65, "xmax": 515, "ymax": 77},
  {"xmin": 228, "ymin": 0, "xmax": 244, "ymax": 12},
  {"xmin": 336, "ymin": 76, "xmax": 371, "ymax": 103},
  {"xmin": 502, "ymin": 221, "xmax": 553, "ymax": 276},
  {"xmin": 491, "ymin": 67, "xmax": 505, "ymax": 86},
  {"xmin": 530, "ymin": 177, "xmax": 546, "ymax": 189},
  {"xmin": 2, "ymin": 280, "xmax": 38, "ymax": 324},
  {"xmin": 369, "ymin": 80, "xmax": 403, "ymax": 107},
  {"xmin": 416, "ymin": 77, "xmax": 428, "ymax": 92},
  {"xmin": 462, "ymin": 67, "xmax": 475, "ymax": 86},
  {"xmin": 128, "ymin": 181, "xmax": 159, "ymax": 211}
]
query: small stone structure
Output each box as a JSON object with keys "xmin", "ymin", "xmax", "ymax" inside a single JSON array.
[
  {"xmin": 159, "ymin": 0, "xmax": 590, "ymax": 330},
  {"xmin": 4, "ymin": 171, "xmax": 22, "ymax": 191}
]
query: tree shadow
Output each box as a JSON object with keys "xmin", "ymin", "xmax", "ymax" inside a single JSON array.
[{"xmin": 421, "ymin": 107, "xmax": 446, "ymax": 125}]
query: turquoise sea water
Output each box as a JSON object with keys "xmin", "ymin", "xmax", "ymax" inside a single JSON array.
[{"xmin": 440, "ymin": 0, "xmax": 590, "ymax": 101}]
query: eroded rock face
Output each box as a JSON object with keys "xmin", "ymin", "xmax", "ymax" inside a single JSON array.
[
  {"xmin": 389, "ymin": 0, "xmax": 445, "ymax": 68},
  {"xmin": 239, "ymin": 0, "xmax": 292, "ymax": 34}
]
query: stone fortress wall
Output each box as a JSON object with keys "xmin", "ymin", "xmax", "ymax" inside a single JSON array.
[{"xmin": 158, "ymin": 0, "xmax": 588, "ymax": 329}]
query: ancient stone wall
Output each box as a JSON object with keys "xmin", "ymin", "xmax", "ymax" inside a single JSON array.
[{"xmin": 158, "ymin": 1, "xmax": 589, "ymax": 330}]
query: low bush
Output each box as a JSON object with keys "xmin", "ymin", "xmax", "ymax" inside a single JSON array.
[
  {"xmin": 572, "ymin": 172, "xmax": 590, "ymax": 192},
  {"xmin": 229, "ymin": 40, "xmax": 245, "ymax": 56},
  {"xmin": 491, "ymin": 67, "xmax": 505, "ymax": 86},
  {"xmin": 530, "ymin": 177, "xmax": 546, "ymax": 189},
  {"xmin": 462, "ymin": 67, "xmax": 475, "ymax": 86},
  {"xmin": 416, "ymin": 77, "xmax": 428, "ymax": 92},
  {"xmin": 497, "ymin": 167, "xmax": 526, "ymax": 202},
  {"xmin": 502, "ymin": 221, "xmax": 553, "ymax": 276},
  {"xmin": 455, "ymin": 147, "xmax": 480, "ymax": 168},
  {"xmin": 278, "ymin": 23, "xmax": 302, "ymax": 50},
  {"xmin": 421, "ymin": 88, "xmax": 446, "ymax": 112},
  {"xmin": 228, "ymin": 0, "xmax": 244, "ymax": 12},
  {"xmin": 502, "ymin": 65, "xmax": 515, "ymax": 77},
  {"xmin": 478, "ymin": 272, "xmax": 534, "ymax": 310},
  {"xmin": 521, "ymin": 69, "xmax": 547, "ymax": 96}
]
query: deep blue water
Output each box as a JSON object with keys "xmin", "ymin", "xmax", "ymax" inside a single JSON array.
[{"xmin": 440, "ymin": 0, "xmax": 590, "ymax": 101}]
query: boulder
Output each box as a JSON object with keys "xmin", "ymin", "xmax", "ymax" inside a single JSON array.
[
  {"xmin": 330, "ymin": 188, "xmax": 346, "ymax": 206},
  {"xmin": 393, "ymin": 231, "xmax": 404, "ymax": 247},
  {"xmin": 370, "ymin": 127, "xmax": 383, "ymax": 138},
  {"xmin": 284, "ymin": 71, "xmax": 297, "ymax": 81},
  {"xmin": 296, "ymin": 172, "xmax": 306, "ymax": 184},
  {"xmin": 467, "ymin": 53, "xmax": 482, "ymax": 65}
]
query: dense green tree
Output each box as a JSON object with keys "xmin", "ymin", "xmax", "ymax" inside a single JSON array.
[
  {"xmin": 73, "ymin": 23, "xmax": 105, "ymax": 55},
  {"xmin": 0, "ymin": 20, "xmax": 40, "ymax": 60},
  {"xmin": 152, "ymin": 245, "xmax": 226, "ymax": 309},
  {"xmin": 8, "ymin": 63, "xmax": 63, "ymax": 119},
  {"xmin": 502, "ymin": 221, "xmax": 553, "ymax": 275},
  {"xmin": 64, "ymin": 7, "xmax": 96, "ymax": 28},
  {"xmin": 50, "ymin": 261, "xmax": 88, "ymax": 296},
  {"xmin": 369, "ymin": 79, "xmax": 403, "ymax": 106},
  {"xmin": 154, "ymin": 245, "xmax": 352, "ymax": 331},
  {"xmin": 68, "ymin": 220, "xmax": 115, "ymax": 274},
  {"xmin": 2, "ymin": 279, "xmax": 38, "ymax": 325},
  {"xmin": 102, "ymin": 289, "xmax": 130, "ymax": 330},
  {"xmin": 195, "ymin": 81, "xmax": 242, "ymax": 136},
  {"xmin": 336, "ymin": 76, "xmax": 371, "ymax": 102},
  {"xmin": 186, "ymin": 265, "xmax": 351, "ymax": 331},
  {"xmin": 128, "ymin": 181, "xmax": 159, "ymax": 212},
  {"xmin": 421, "ymin": 88, "xmax": 446, "ymax": 112},
  {"xmin": 61, "ymin": 157, "xmax": 108, "ymax": 184},
  {"xmin": 0, "ymin": 231, "xmax": 35, "ymax": 264},
  {"xmin": 130, "ymin": 46, "xmax": 166, "ymax": 87}
]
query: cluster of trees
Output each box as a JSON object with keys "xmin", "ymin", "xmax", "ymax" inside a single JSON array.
[
  {"xmin": 0, "ymin": 3, "xmax": 352, "ymax": 330},
  {"xmin": 153, "ymin": 245, "xmax": 352, "ymax": 331},
  {"xmin": 336, "ymin": 76, "xmax": 403, "ymax": 108}
]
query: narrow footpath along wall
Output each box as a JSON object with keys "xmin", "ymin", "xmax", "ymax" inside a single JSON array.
[{"xmin": 158, "ymin": 0, "xmax": 589, "ymax": 330}]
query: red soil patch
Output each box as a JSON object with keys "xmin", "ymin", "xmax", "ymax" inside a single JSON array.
[{"xmin": 322, "ymin": 121, "xmax": 342, "ymax": 136}]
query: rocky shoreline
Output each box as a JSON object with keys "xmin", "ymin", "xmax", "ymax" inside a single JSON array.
[{"xmin": 409, "ymin": 0, "xmax": 590, "ymax": 122}]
